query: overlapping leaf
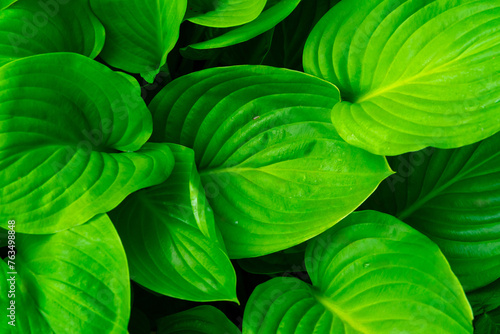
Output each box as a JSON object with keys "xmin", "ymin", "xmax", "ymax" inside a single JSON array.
[
  {"xmin": 157, "ymin": 305, "xmax": 240, "ymax": 334},
  {"xmin": 149, "ymin": 65, "xmax": 392, "ymax": 258},
  {"xmin": 243, "ymin": 211, "xmax": 473, "ymax": 333},
  {"xmin": 90, "ymin": 0, "xmax": 186, "ymax": 82},
  {"xmin": 0, "ymin": 0, "xmax": 104, "ymax": 66},
  {"xmin": 186, "ymin": 0, "xmax": 267, "ymax": 28},
  {"xmin": 0, "ymin": 214, "xmax": 131, "ymax": 333},
  {"xmin": 363, "ymin": 131, "xmax": 500, "ymax": 291},
  {"xmin": 109, "ymin": 144, "xmax": 237, "ymax": 302},
  {"xmin": 304, "ymin": 0, "xmax": 500, "ymax": 155},
  {"xmin": 0, "ymin": 53, "xmax": 174, "ymax": 234},
  {"xmin": 183, "ymin": 0, "xmax": 301, "ymax": 54}
]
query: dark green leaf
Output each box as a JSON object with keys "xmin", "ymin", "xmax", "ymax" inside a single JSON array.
[
  {"xmin": 263, "ymin": 0, "xmax": 338, "ymax": 70},
  {"xmin": 237, "ymin": 242, "xmax": 306, "ymax": 275},
  {"xmin": 363, "ymin": 131, "xmax": 500, "ymax": 291},
  {"xmin": 157, "ymin": 305, "xmax": 240, "ymax": 334}
]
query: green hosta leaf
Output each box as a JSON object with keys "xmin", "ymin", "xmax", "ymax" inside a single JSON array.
[
  {"xmin": 183, "ymin": 0, "xmax": 301, "ymax": 52},
  {"xmin": 363, "ymin": 131, "xmax": 500, "ymax": 291},
  {"xmin": 468, "ymin": 279, "xmax": 500, "ymax": 333},
  {"xmin": 243, "ymin": 211, "xmax": 473, "ymax": 334},
  {"xmin": 263, "ymin": 0, "xmax": 338, "ymax": 70},
  {"xmin": 0, "ymin": 0, "xmax": 104, "ymax": 66},
  {"xmin": 0, "ymin": 53, "xmax": 174, "ymax": 234},
  {"xmin": 186, "ymin": 0, "xmax": 267, "ymax": 28},
  {"xmin": 0, "ymin": 214, "xmax": 130, "ymax": 333},
  {"xmin": 109, "ymin": 144, "xmax": 237, "ymax": 302},
  {"xmin": 157, "ymin": 305, "xmax": 240, "ymax": 334},
  {"xmin": 303, "ymin": 0, "xmax": 500, "ymax": 155},
  {"xmin": 149, "ymin": 65, "xmax": 392, "ymax": 258},
  {"xmin": 90, "ymin": 0, "xmax": 186, "ymax": 82}
]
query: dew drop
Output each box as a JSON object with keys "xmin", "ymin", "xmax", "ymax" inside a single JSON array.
[
  {"xmin": 363, "ymin": 263, "xmax": 370, "ymax": 268},
  {"xmin": 235, "ymin": 221, "xmax": 239, "ymax": 225}
]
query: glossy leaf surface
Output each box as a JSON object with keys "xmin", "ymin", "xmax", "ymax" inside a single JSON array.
[
  {"xmin": 363, "ymin": 131, "xmax": 500, "ymax": 291},
  {"xmin": 149, "ymin": 65, "xmax": 392, "ymax": 258},
  {"xmin": 186, "ymin": 0, "xmax": 267, "ymax": 28},
  {"xmin": 0, "ymin": 0, "xmax": 104, "ymax": 66},
  {"xmin": 1, "ymin": 214, "xmax": 130, "ymax": 333},
  {"xmin": 184, "ymin": 0, "xmax": 301, "ymax": 52},
  {"xmin": 90, "ymin": 0, "xmax": 186, "ymax": 82},
  {"xmin": 109, "ymin": 144, "xmax": 237, "ymax": 302},
  {"xmin": 304, "ymin": 0, "xmax": 500, "ymax": 155},
  {"xmin": 0, "ymin": 53, "xmax": 174, "ymax": 233},
  {"xmin": 243, "ymin": 211, "xmax": 473, "ymax": 333}
]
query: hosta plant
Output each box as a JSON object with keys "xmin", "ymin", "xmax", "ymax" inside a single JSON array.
[{"xmin": 1, "ymin": 0, "xmax": 499, "ymax": 333}]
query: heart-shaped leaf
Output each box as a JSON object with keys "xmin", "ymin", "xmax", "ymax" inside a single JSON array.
[
  {"xmin": 0, "ymin": 214, "xmax": 130, "ymax": 333},
  {"xmin": 363, "ymin": 131, "xmax": 500, "ymax": 291},
  {"xmin": 304, "ymin": 0, "xmax": 500, "ymax": 155},
  {"xmin": 186, "ymin": 0, "xmax": 267, "ymax": 28},
  {"xmin": 149, "ymin": 65, "xmax": 393, "ymax": 258},
  {"xmin": 0, "ymin": 0, "xmax": 104, "ymax": 66},
  {"xmin": 109, "ymin": 144, "xmax": 237, "ymax": 302},
  {"xmin": 90, "ymin": 0, "xmax": 186, "ymax": 82},
  {"xmin": 157, "ymin": 305, "xmax": 241, "ymax": 334},
  {"xmin": 0, "ymin": 53, "xmax": 174, "ymax": 234},
  {"xmin": 242, "ymin": 211, "xmax": 473, "ymax": 334},
  {"xmin": 183, "ymin": 0, "xmax": 301, "ymax": 53}
]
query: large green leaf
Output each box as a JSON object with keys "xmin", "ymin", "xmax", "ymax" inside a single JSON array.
[
  {"xmin": 90, "ymin": 0, "xmax": 186, "ymax": 82},
  {"xmin": 0, "ymin": 0, "xmax": 104, "ymax": 66},
  {"xmin": 0, "ymin": 214, "xmax": 131, "ymax": 333},
  {"xmin": 157, "ymin": 305, "xmax": 241, "ymax": 334},
  {"xmin": 243, "ymin": 211, "xmax": 473, "ymax": 334},
  {"xmin": 109, "ymin": 144, "xmax": 237, "ymax": 302},
  {"xmin": 183, "ymin": 0, "xmax": 301, "ymax": 53},
  {"xmin": 186, "ymin": 0, "xmax": 267, "ymax": 28},
  {"xmin": 0, "ymin": 53, "xmax": 174, "ymax": 234},
  {"xmin": 303, "ymin": 0, "xmax": 500, "ymax": 155},
  {"xmin": 468, "ymin": 279, "xmax": 500, "ymax": 333},
  {"xmin": 149, "ymin": 65, "xmax": 392, "ymax": 258},
  {"xmin": 363, "ymin": 131, "xmax": 500, "ymax": 291}
]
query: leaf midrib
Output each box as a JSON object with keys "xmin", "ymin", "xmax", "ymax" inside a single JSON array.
[
  {"xmin": 199, "ymin": 166, "xmax": 388, "ymax": 177},
  {"xmin": 313, "ymin": 288, "xmax": 371, "ymax": 333},
  {"xmin": 351, "ymin": 37, "xmax": 477, "ymax": 104},
  {"xmin": 397, "ymin": 149, "xmax": 500, "ymax": 220}
]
